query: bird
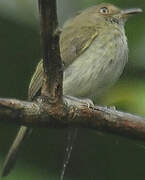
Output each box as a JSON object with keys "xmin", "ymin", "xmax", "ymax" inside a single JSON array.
[{"xmin": 2, "ymin": 2, "xmax": 142, "ymax": 178}]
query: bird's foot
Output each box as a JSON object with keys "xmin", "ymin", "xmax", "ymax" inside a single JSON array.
[
  {"xmin": 108, "ymin": 106, "xmax": 116, "ymax": 110},
  {"xmin": 103, "ymin": 105, "xmax": 116, "ymax": 110},
  {"xmin": 64, "ymin": 95, "xmax": 94, "ymax": 109}
]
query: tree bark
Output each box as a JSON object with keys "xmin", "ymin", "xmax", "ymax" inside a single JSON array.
[
  {"xmin": 39, "ymin": 0, "xmax": 63, "ymax": 103},
  {"xmin": 0, "ymin": 97, "xmax": 145, "ymax": 141}
]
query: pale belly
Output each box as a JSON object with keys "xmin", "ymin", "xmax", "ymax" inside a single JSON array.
[{"xmin": 63, "ymin": 31, "xmax": 128, "ymax": 100}]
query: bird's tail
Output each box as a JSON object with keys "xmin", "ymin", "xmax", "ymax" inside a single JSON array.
[
  {"xmin": 60, "ymin": 128, "xmax": 78, "ymax": 180},
  {"xmin": 1, "ymin": 126, "xmax": 29, "ymax": 177}
]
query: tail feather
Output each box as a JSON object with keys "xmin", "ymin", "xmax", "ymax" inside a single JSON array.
[{"xmin": 1, "ymin": 126, "xmax": 29, "ymax": 177}]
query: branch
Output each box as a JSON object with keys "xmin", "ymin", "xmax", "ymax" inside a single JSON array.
[
  {"xmin": 0, "ymin": 97, "xmax": 145, "ymax": 141},
  {"xmin": 39, "ymin": 0, "xmax": 63, "ymax": 103}
]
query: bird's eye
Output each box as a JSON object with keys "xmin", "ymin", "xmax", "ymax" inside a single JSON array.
[{"xmin": 100, "ymin": 7, "xmax": 109, "ymax": 14}]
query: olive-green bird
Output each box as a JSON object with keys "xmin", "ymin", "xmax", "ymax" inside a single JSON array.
[{"xmin": 2, "ymin": 2, "xmax": 142, "ymax": 178}]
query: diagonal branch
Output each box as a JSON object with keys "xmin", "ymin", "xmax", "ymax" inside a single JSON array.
[{"xmin": 39, "ymin": 0, "xmax": 63, "ymax": 103}]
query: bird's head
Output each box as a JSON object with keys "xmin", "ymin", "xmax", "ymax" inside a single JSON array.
[{"xmin": 94, "ymin": 3, "xmax": 142, "ymax": 25}]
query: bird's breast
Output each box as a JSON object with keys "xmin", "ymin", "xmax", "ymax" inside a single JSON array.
[{"xmin": 63, "ymin": 27, "xmax": 128, "ymax": 100}]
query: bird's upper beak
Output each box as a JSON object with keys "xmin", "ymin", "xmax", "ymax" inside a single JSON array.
[{"xmin": 121, "ymin": 8, "xmax": 143, "ymax": 18}]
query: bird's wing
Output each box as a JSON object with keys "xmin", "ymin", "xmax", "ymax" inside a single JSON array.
[
  {"xmin": 60, "ymin": 16, "xmax": 99, "ymax": 67},
  {"xmin": 28, "ymin": 60, "xmax": 43, "ymax": 100},
  {"xmin": 28, "ymin": 14, "xmax": 99, "ymax": 99}
]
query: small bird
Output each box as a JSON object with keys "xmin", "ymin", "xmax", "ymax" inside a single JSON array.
[{"xmin": 2, "ymin": 2, "xmax": 142, "ymax": 178}]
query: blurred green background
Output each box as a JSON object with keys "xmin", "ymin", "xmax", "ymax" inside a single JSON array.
[{"xmin": 0, "ymin": 0, "xmax": 145, "ymax": 180}]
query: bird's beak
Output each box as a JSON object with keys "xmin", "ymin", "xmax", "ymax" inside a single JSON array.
[{"xmin": 121, "ymin": 8, "xmax": 143, "ymax": 18}]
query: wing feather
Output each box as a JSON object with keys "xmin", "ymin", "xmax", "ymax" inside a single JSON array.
[
  {"xmin": 60, "ymin": 11, "xmax": 99, "ymax": 67},
  {"xmin": 28, "ymin": 60, "xmax": 43, "ymax": 100},
  {"xmin": 28, "ymin": 10, "xmax": 99, "ymax": 99}
]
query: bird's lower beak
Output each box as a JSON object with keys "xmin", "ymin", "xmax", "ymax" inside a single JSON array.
[{"xmin": 121, "ymin": 8, "xmax": 143, "ymax": 18}]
